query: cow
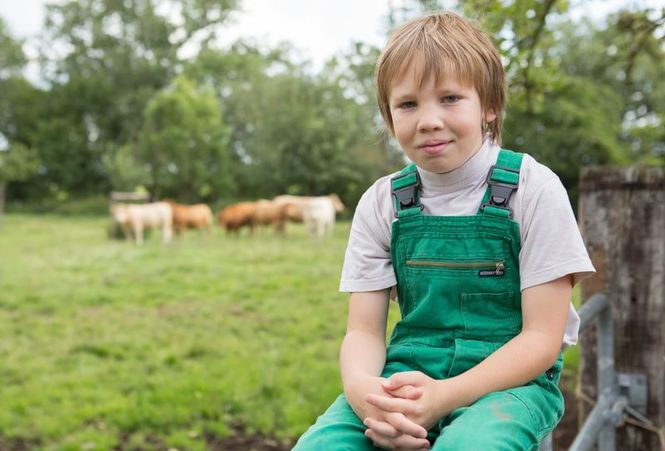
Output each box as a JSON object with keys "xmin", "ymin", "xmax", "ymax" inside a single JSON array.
[
  {"xmin": 217, "ymin": 202, "xmax": 257, "ymax": 235},
  {"xmin": 251, "ymin": 199, "xmax": 291, "ymax": 234},
  {"xmin": 302, "ymin": 196, "xmax": 337, "ymax": 238},
  {"xmin": 273, "ymin": 194, "xmax": 345, "ymax": 223},
  {"xmin": 164, "ymin": 200, "xmax": 213, "ymax": 236},
  {"xmin": 110, "ymin": 202, "xmax": 173, "ymax": 245}
]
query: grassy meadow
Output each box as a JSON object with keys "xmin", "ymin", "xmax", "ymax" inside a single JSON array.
[
  {"xmin": 0, "ymin": 212, "xmax": 580, "ymax": 450},
  {"xmin": 0, "ymin": 213, "xmax": 389, "ymax": 450}
]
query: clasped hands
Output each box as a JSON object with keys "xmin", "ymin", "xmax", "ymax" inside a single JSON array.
[{"xmin": 359, "ymin": 371, "xmax": 453, "ymax": 450}]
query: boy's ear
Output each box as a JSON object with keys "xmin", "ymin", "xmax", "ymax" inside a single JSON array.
[{"xmin": 484, "ymin": 109, "xmax": 497, "ymax": 123}]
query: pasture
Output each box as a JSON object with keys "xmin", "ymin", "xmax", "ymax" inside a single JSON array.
[{"xmin": 0, "ymin": 213, "xmax": 391, "ymax": 450}]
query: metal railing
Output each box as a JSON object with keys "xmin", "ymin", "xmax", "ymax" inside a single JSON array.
[{"xmin": 540, "ymin": 293, "xmax": 650, "ymax": 451}]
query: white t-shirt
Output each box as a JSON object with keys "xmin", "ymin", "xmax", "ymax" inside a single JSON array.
[{"xmin": 339, "ymin": 140, "xmax": 595, "ymax": 346}]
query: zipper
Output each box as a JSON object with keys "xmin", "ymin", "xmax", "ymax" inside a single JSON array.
[{"xmin": 406, "ymin": 260, "xmax": 505, "ymax": 276}]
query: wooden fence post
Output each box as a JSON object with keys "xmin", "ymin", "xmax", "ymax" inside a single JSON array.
[{"xmin": 578, "ymin": 166, "xmax": 665, "ymax": 450}]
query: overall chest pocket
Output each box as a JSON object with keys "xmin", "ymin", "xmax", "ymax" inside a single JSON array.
[{"xmin": 461, "ymin": 290, "xmax": 520, "ymax": 338}]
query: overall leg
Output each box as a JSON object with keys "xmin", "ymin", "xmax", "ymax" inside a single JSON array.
[
  {"xmin": 431, "ymin": 375, "xmax": 564, "ymax": 451},
  {"xmin": 293, "ymin": 395, "xmax": 379, "ymax": 451}
]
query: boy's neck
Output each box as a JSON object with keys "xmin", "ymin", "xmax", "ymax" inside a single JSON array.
[{"xmin": 416, "ymin": 139, "xmax": 497, "ymax": 189}]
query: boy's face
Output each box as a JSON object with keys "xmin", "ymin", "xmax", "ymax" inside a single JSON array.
[{"xmin": 388, "ymin": 66, "xmax": 495, "ymax": 174}]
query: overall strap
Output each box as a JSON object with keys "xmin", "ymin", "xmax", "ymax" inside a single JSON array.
[
  {"xmin": 479, "ymin": 149, "xmax": 524, "ymax": 218},
  {"xmin": 391, "ymin": 163, "xmax": 423, "ymax": 219}
]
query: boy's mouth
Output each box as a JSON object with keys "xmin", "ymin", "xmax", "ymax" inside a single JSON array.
[{"xmin": 418, "ymin": 139, "xmax": 452, "ymax": 155}]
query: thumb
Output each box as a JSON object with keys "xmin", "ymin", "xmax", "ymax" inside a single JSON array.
[
  {"xmin": 382, "ymin": 371, "xmax": 423, "ymax": 390},
  {"xmin": 387, "ymin": 384, "xmax": 424, "ymax": 400}
]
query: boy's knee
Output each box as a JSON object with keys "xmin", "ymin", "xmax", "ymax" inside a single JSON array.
[
  {"xmin": 434, "ymin": 425, "xmax": 539, "ymax": 451},
  {"xmin": 433, "ymin": 392, "xmax": 542, "ymax": 450}
]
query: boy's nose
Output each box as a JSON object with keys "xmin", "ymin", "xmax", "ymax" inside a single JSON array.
[{"xmin": 417, "ymin": 107, "xmax": 444, "ymax": 132}]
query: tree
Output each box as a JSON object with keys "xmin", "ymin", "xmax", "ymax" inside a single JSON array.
[
  {"xmin": 0, "ymin": 143, "xmax": 39, "ymax": 225},
  {"xmin": 25, "ymin": 0, "xmax": 239, "ymax": 198},
  {"xmin": 0, "ymin": 18, "xmax": 42, "ymax": 219},
  {"xmin": 558, "ymin": 9, "xmax": 665, "ymax": 164},
  {"xmin": 128, "ymin": 75, "xmax": 231, "ymax": 201},
  {"xmin": 184, "ymin": 41, "xmax": 404, "ymax": 207}
]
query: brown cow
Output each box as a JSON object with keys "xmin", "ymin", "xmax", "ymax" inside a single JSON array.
[
  {"xmin": 251, "ymin": 199, "xmax": 290, "ymax": 234},
  {"xmin": 165, "ymin": 200, "xmax": 213, "ymax": 236},
  {"xmin": 217, "ymin": 202, "xmax": 257, "ymax": 235}
]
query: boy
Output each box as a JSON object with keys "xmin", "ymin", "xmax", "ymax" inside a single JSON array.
[{"xmin": 294, "ymin": 11, "xmax": 594, "ymax": 450}]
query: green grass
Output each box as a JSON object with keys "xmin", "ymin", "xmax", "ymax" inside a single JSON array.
[
  {"xmin": 0, "ymin": 213, "xmax": 580, "ymax": 450},
  {"xmin": 0, "ymin": 214, "xmax": 378, "ymax": 450}
]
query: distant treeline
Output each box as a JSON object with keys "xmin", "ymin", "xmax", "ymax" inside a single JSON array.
[{"xmin": 1, "ymin": 0, "xmax": 663, "ymax": 211}]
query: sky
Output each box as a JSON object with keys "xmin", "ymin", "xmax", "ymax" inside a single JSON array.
[
  {"xmin": 0, "ymin": 0, "xmax": 397, "ymax": 71},
  {"xmin": 0, "ymin": 0, "xmax": 661, "ymax": 72}
]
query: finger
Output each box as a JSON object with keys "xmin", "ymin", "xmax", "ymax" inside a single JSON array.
[
  {"xmin": 366, "ymin": 394, "xmax": 411, "ymax": 413},
  {"xmin": 365, "ymin": 428, "xmax": 395, "ymax": 449},
  {"xmin": 364, "ymin": 417, "xmax": 398, "ymax": 438},
  {"xmin": 365, "ymin": 429, "xmax": 430, "ymax": 450},
  {"xmin": 386, "ymin": 384, "xmax": 423, "ymax": 400},
  {"xmin": 392, "ymin": 433, "xmax": 431, "ymax": 449},
  {"xmin": 386, "ymin": 412, "xmax": 427, "ymax": 438}
]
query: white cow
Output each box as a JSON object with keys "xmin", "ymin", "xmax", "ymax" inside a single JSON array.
[
  {"xmin": 110, "ymin": 202, "xmax": 173, "ymax": 245},
  {"xmin": 302, "ymin": 197, "xmax": 337, "ymax": 238}
]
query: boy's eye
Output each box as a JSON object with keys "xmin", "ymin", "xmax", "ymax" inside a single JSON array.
[
  {"xmin": 442, "ymin": 95, "xmax": 459, "ymax": 104},
  {"xmin": 398, "ymin": 101, "xmax": 417, "ymax": 109}
]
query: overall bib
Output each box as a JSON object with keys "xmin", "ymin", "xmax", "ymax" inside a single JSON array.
[{"xmin": 294, "ymin": 150, "xmax": 565, "ymax": 451}]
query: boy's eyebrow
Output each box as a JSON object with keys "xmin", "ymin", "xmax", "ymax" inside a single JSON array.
[
  {"xmin": 390, "ymin": 86, "xmax": 467, "ymax": 103},
  {"xmin": 389, "ymin": 93, "xmax": 415, "ymax": 103}
]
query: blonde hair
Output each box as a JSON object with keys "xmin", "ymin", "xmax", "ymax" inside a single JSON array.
[{"xmin": 375, "ymin": 11, "xmax": 505, "ymax": 143}]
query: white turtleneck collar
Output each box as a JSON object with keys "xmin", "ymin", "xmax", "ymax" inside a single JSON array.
[{"xmin": 416, "ymin": 140, "xmax": 500, "ymax": 194}]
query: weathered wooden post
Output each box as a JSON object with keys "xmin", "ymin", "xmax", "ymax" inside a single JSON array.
[{"xmin": 578, "ymin": 166, "xmax": 665, "ymax": 450}]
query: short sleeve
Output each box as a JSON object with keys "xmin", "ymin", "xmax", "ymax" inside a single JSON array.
[
  {"xmin": 339, "ymin": 178, "xmax": 397, "ymax": 292},
  {"xmin": 518, "ymin": 174, "xmax": 595, "ymax": 291}
]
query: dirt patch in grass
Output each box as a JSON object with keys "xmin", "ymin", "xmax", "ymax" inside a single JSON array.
[
  {"xmin": 207, "ymin": 425, "xmax": 295, "ymax": 451},
  {"xmin": 210, "ymin": 435, "xmax": 295, "ymax": 451}
]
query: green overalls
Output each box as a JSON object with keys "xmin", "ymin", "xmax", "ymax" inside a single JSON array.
[{"xmin": 295, "ymin": 150, "xmax": 564, "ymax": 450}]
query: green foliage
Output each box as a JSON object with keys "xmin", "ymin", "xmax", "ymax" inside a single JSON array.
[
  {"xmin": 557, "ymin": 10, "xmax": 665, "ymax": 165},
  {"xmin": 114, "ymin": 75, "xmax": 232, "ymax": 201},
  {"xmin": 184, "ymin": 42, "xmax": 403, "ymax": 207},
  {"xmin": 6, "ymin": 195, "xmax": 110, "ymax": 216},
  {"xmin": 0, "ymin": 17, "xmax": 26, "ymax": 74},
  {"xmin": 0, "ymin": 143, "xmax": 39, "ymax": 185},
  {"xmin": 16, "ymin": 0, "xmax": 240, "ymax": 200},
  {"xmin": 503, "ymin": 76, "xmax": 627, "ymax": 198}
]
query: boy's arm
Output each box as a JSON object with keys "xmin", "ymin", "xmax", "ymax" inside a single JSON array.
[
  {"xmin": 340, "ymin": 290, "xmax": 391, "ymax": 391},
  {"xmin": 340, "ymin": 290, "xmax": 429, "ymax": 444},
  {"xmin": 366, "ymin": 276, "xmax": 572, "ymax": 427}
]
